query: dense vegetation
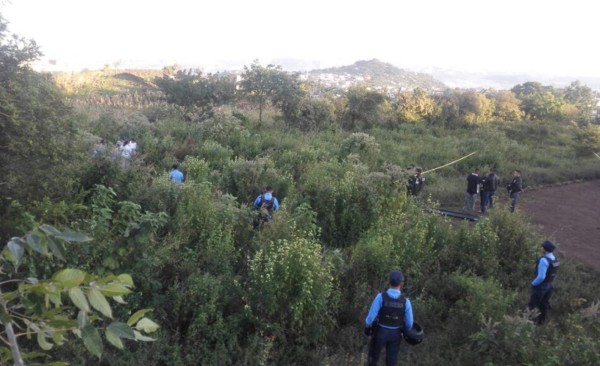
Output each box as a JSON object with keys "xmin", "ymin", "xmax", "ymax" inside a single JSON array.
[{"xmin": 1, "ymin": 16, "xmax": 599, "ymax": 365}]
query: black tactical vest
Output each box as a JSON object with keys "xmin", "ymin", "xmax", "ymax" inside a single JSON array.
[
  {"xmin": 535, "ymin": 256, "xmax": 560, "ymax": 284},
  {"xmin": 377, "ymin": 292, "xmax": 406, "ymax": 327}
]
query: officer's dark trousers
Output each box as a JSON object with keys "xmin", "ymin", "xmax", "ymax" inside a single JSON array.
[
  {"xmin": 368, "ymin": 326, "xmax": 402, "ymax": 366},
  {"xmin": 510, "ymin": 191, "xmax": 519, "ymax": 213},
  {"xmin": 528, "ymin": 284, "xmax": 554, "ymax": 324}
]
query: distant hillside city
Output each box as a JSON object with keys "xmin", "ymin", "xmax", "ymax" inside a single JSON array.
[
  {"xmin": 40, "ymin": 56, "xmax": 600, "ymax": 91},
  {"xmin": 302, "ymin": 59, "xmax": 447, "ymax": 94}
]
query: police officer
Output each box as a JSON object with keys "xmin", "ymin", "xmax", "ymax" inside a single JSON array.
[
  {"xmin": 528, "ymin": 240, "xmax": 559, "ymax": 325},
  {"xmin": 507, "ymin": 169, "xmax": 522, "ymax": 213},
  {"xmin": 169, "ymin": 164, "xmax": 185, "ymax": 184},
  {"xmin": 364, "ymin": 270, "xmax": 414, "ymax": 366},
  {"xmin": 252, "ymin": 186, "xmax": 280, "ymax": 227},
  {"xmin": 406, "ymin": 168, "xmax": 425, "ymax": 197}
]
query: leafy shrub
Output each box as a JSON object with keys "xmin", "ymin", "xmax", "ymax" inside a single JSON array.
[
  {"xmin": 247, "ymin": 234, "xmax": 337, "ymax": 348},
  {"xmin": 199, "ymin": 112, "xmax": 250, "ymax": 150},
  {"xmin": 446, "ymin": 274, "xmax": 516, "ymax": 340},
  {"xmin": 171, "ymin": 182, "xmax": 238, "ymax": 275},
  {"xmin": 220, "ymin": 157, "xmax": 295, "ymax": 207}
]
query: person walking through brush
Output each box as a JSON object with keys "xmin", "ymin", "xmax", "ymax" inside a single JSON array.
[
  {"xmin": 169, "ymin": 164, "xmax": 185, "ymax": 184},
  {"xmin": 406, "ymin": 168, "xmax": 425, "ymax": 197},
  {"xmin": 464, "ymin": 168, "xmax": 480, "ymax": 211},
  {"xmin": 364, "ymin": 270, "xmax": 414, "ymax": 366},
  {"xmin": 528, "ymin": 240, "xmax": 560, "ymax": 325},
  {"xmin": 507, "ymin": 169, "xmax": 522, "ymax": 213},
  {"xmin": 253, "ymin": 186, "xmax": 279, "ymax": 223},
  {"xmin": 481, "ymin": 169, "xmax": 500, "ymax": 214}
]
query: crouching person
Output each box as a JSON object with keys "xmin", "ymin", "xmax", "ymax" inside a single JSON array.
[{"xmin": 364, "ymin": 270, "xmax": 414, "ymax": 366}]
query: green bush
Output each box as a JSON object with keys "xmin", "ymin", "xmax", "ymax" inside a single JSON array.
[{"xmin": 247, "ymin": 233, "xmax": 337, "ymax": 348}]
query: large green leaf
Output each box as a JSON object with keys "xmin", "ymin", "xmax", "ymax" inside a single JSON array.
[
  {"xmin": 87, "ymin": 288, "xmax": 113, "ymax": 318},
  {"xmin": 127, "ymin": 308, "xmax": 153, "ymax": 326},
  {"xmin": 53, "ymin": 269, "xmax": 86, "ymax": 288},
  {"xmin": 37, "ymin": 332, "xmax": 53, "ymax": 351},
  {"xmin": 55, "ymin": 230, "xmax": 92, "ymax": 242},
  {"xmin": 77, "ymin": 310, "xmax": 89, "ymax": 329},
  {"xmin": 26, "ymin": 233, "xmax": 47, "ymax": 255},
  {"xmin": 81, "ymin": 324, "xmax": 103, "ymax": 359},
  {"xmin": 99, "ymin": 283, "xmax": 132, "ymax": 297},
  {"xmin": 117, "ymin": 274, "xmax": 134, "ymax": 287},
  {"xmin": 105, "ymin": 328, "xmax": 124, "ymax": 349},
  {"xmin": 7, "ymin": 238, "xmax": 25, "ymax": 264},
  {"xmin": 107, "ymin": 322, "xmax": 135, "ymax": 340},
  {"xmin": 68, "ymin": 287, "xmax": 90, "ymax": 312},
  {"xmin": 135, "ymin": 318, "xmax": 160, "ymax": 333},
  {"xmin": 39, "ymin": 224, "xmax": 61, "ymax": 236},
  {"xmin": 113, "ymin": 296, "xmax": 127, "ymax": 304},
  {"xmin": 47, "ymin": 236, "xmax": 66, "ymax": 261},
  {"xmin": 133, "ymin": 330, "xmax": 157, "ymax": 342}
]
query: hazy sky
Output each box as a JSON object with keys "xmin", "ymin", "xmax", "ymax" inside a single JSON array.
[{"xmin": 2, "ymin": 0, "xmax": 599, "ymax": 76}]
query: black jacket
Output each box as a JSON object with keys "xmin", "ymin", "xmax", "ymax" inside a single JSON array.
[
  {"xmin": 509, "ymin": 176, "xmax": 522, "ymax": 193},
  {"xmin": 466, "ymin": 173, "xmax": 479, "ymax": 194},
  {"xmin": 483, "ymin": 173, "xmax": 500, "ymax": 192}
]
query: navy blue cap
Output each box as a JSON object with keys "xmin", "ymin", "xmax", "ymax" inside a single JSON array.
[
  {"xmin": 389, "ymin": 270, "xmax": 405, "ymax": 286},
  {"xmin": 541, "ymin": 240, "xmax": 556, "ymax": 252}
]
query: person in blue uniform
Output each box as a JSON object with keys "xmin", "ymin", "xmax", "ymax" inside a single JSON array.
[{"xmin": 364, "ymin": 270, "xmax": 414, "ymax": 366}]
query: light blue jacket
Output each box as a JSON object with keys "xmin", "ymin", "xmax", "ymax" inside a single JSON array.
[
  {"xmin": 169, "ymin": 169, "xmax": 184, "ymax": 184},
  {"xmin": 532, "ymin": 253, "xmax": 556, "ymax": 286},
  {"xmin": 253, "ymin": 192, "xmax": 279, "ymax": 210}
]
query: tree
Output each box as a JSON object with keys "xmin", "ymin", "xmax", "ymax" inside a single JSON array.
[
  {"xmin": 432, "ymin": 90, "xmax": 494, "ymax": 126},
  {"xmin": 432, "ymin": 89, "xmax": 462, "ymax": 126},
  {"xmin": 270, "ymin": 71, "xmax": 306, "ymax": 124},
  {"xmin": 0, "ymin": 15, "xmax": 40, "ymax": 84},
  {"xmin": 239, "ymin": 61, "xmax": 279, "ymax": 122},
  {"xmin": 0, "ymin": 225, "xmax": 159, "ymax": 365},
  {"xmin": 288, "ymin": 98, "xmax": 334, "ymax": 131},
  {"xmin": 511, "ymin": 82, "xmax": 565, "ymax": 120},
  {"xmin": 395, "ymin": 88, "xmax": 438, "ymax": 124},
  {"xmin": 239, "ymin": 60, "xmax": 305, "ymax": 123},
  {"xmin": 460, "ymin": 91, "xmax": 494, "ymax": 124},
  {"xmin": 562, "ymin": 81, "xmax": 595, "ymax": 122},
  {"xmin": 154, "ymin": 70, "xmax": 236, "ymax": 119},
  {"xmin": 486, "ymin": 90, "xmax": 524, "ymax": 121},
  {"xmin": 0, "ymin": 16, "xmax": 79, "ymax": 218},
  {"xmin": 341, "ymin": 87, "xmax": 388, "ymax": 130}
]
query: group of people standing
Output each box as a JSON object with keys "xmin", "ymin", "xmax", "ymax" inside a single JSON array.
[
  {"xmin": 116, "ymin": 139, "xmax": 137, "ymax": 159},
  {"xmin": 464, "ymin": 168, "xmax": 522, "ymax": 214},
  {"xmin": 91, "ymin": 138, "xmax": 137, "ymax": 160}
]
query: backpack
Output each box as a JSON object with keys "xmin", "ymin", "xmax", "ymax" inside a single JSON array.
[{"xmin": 260, "ymin": 195, "xmax": 275, "ymax": 214}]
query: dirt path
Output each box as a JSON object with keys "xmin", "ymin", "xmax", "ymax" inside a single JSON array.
[{"xmin": 519, "ymin": 180, "xmax": 600, "ymax": 270}]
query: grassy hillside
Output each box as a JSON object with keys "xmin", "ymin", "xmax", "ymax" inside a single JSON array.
[{"xmin": 2, "ymin": 63, "xmax": 599, "ymax": 365}]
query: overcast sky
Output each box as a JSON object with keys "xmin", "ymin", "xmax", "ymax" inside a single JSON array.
[{"xmin": 2, "ymin": 0, "xmax": 599, "ymax": 76}]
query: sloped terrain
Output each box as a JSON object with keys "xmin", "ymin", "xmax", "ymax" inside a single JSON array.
[
  {"xmin": 520, "ymin": 180, "xmax": 600, "ymax": 269},
  {"xmin": 308, "ymin": 59, "xmax": 447, "ymax": 91}
]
